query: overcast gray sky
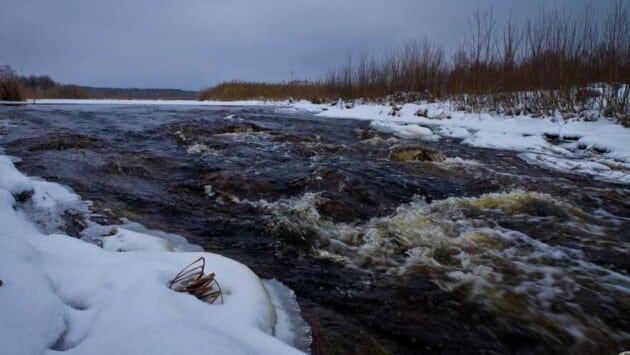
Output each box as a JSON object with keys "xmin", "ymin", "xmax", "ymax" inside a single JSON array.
[{"xmin": 0, "ymin": 0, "xmax": 611, "ymax": 89}]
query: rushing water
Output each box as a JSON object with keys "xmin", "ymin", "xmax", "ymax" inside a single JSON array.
[{"xmin": 1, "ymin": 104, "xmax": 629, "ymax": 354}]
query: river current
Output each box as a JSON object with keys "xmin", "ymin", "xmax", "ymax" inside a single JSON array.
[{"xmin": 1, "ymin": 104, "xmax": 628, "ymax": 354}]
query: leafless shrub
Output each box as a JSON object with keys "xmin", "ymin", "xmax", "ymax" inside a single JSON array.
[
  {"xmin": 200, "ymin": 2, "xmax": 629, "ymax": 124},
  {"xmin": 0, "ymin": 65, "xmax": 25, "ymax": 101}
]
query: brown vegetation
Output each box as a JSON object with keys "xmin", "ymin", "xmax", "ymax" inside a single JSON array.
[
  {"xmin": 26, "ymin": 85, "xmax": 90, "ymax": 100},
  {"xmin": 0, "ymin": 65, "xmax": 25, "ymax": 101},
  {"xmin": 169, "ymin": 257, "xmax": 223, "ymax": 304},
  {"xmin": 199, "ymin": 81, "xmax": 337, "ymax": 102},
  {"xmin": 200, "ymin": 2, "xmax": 630, "ymax": 125},
  {"xmin": 0, "ymin": 77, "xmax": 24, "ymax": 101},
  {"xmin": 4, "ymin": 70, "xmax": 196, "ymax": 100}
]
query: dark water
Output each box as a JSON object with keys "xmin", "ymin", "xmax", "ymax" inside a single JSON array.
[{"xmin": 1, "ymin": 104, "xmax": 629, "ymax": 354}]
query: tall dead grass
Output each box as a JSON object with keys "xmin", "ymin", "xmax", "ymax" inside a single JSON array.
[
  {"xmin": 199, "ymin": 81, "xmax": 335, "ymax": 103},
  {"xmin": 0, "ymin": 78, "xmax": 24, "ymax": 102},
  {"xmin": 200, "ymin": 2, "xmax": 630, "ymax": 125},
  {"xmin": 0, "ymin": 65, "xmax": 25, "ymax": 101}
]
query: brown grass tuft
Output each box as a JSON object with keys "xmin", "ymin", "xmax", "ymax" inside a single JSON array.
[{"xmin": 169, "ymin": 257, "xmax": 223, "ymax": 304}]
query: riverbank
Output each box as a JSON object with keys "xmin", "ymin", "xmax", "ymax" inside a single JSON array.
[{"xmin": 0, "ymin": 153, "xmax": 308, "ymax": 355}]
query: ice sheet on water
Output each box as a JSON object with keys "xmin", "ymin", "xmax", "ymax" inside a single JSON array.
[{"xmin": 262, "ymin": 279, "xmax": 312, "ymax": 353}]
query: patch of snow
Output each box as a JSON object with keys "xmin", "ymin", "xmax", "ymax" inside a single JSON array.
[
  {"xmin": 435, "ymin": 125, "xmax": 471, "ymax": 139},
  {"xmin": 115, "ymin": 221, "xmax": 204, "ymax": 252},
  {"xmin": 274, "ymin": 107, "xmax": 299, "ymax": 114},
  {"xmin": 0, "ymin": 155, "xmax": 34, "ymax": 194},
  {"xmin": 30, "ymin": 178, "xmax": 80, "ymax": 208},
  {"xmin": 462, "ymin": 130, "xmax": 549, "ymax": 151},
  {"xmin": 519, "ymin": 152, "xmax": 630, "ymax": 184},
  {"xmin": 101, "ymin": 227, "xmax": 176, "ymax": 252},
  {"xmin": 370, "ymin": 121, "xmax": 439, "ymax": 140}
]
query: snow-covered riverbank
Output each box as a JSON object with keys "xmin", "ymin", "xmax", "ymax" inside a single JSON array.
[
  {"xmin": 294, "ymin": 101, "xmax": 630, "ymax": 184},
  {"xmin": 0, "ymin": 154, "xmax": 307, "ymax": 355}
]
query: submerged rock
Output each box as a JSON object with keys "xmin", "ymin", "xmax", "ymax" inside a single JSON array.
[
  {"xmin": 315, "ymin": 197, "xmax": 356, "ymax": 223},
  {"xmin": 220, "ymin": 124, "xmax": 268, "ymax": 134},
  {"xmin": 389, "ymin": 146, "xmax": 446, "ymax": 162},
  {"xmin": 200, "ymin": 171, "xmax": 274, "ymax": 199},
  {"xmin": 272, "ymin": 134, "xmax": 315, "ymax": 143},
  {"xmin": 13, "ymin": 189, "xmax": 34, "ymax": 202},
  {"xmin": 61, "ymin": 209, "xmax": 88, "ymax": 237},
  {"xmin": 519, "ymin": 199, "xmax": 570, "ymax": 219}
]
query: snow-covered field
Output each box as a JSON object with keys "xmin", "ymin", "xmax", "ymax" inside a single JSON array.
[{"xmin": 0, "ymin": 154, "xmax": 308, "ymax": 355}]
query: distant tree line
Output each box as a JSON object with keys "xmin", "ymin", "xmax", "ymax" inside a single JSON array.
[
  {"xmin": 0, "ymin": 65, "xmax": 197, "ymax": 101},
  {"xmin": 0, "ymin": 65, "xmax": 88, "ymax": 101}
]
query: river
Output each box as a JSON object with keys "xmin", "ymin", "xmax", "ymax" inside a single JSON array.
[{"xmin": 1, "ymin": 103, "xmax": 628, "ymax": 354}]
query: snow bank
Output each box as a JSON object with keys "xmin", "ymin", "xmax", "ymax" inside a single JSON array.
[{"xmin": 0, "ymin": 155, "xmax": 305, "ymax": 355}]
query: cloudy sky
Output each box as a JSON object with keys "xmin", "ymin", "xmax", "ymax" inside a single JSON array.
[{"xmin": 0, "ymin": 0, "xmax": 611, "ymax": 89}]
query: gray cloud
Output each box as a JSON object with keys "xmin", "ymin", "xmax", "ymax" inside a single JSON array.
[{"xmin": 0, "ymin": 0, "xmax": 608, "ymax": 89}]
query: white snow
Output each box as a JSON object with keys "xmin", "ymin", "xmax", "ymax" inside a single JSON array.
[
  {"xmin": 369, "ymin": 121, "xmax": 438, "ymax": 140},
  {"xmin": 0, "ymin": 154, "xmax": 306, "ymax": 355},
  {"xmin": 101, "ymin": 227, "xmax": 176, "ymax": 252},
  {"xmin": 0, "ymin": 155, "xmax": 34, "ymax": 194}
]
